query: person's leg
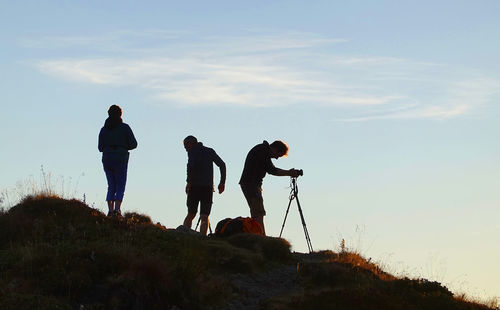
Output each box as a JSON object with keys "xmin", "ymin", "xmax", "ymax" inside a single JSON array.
[
  {"xmin": 114, "ymin": 159, "xmax": 128, "ymax": 214},
  {"xmin": 241, "ymin": 184, "xmax": 266, "ymax": 235},
  {"xmin": 185, "ymin": 186, "xmax": 199, "ymax": 228},
  {"xmin": 103, "ymin": 157, "xmax": 116, "ymax": 215},
  {"xmin": 199, "ymin": 186, "xmax": 213, "ymax": 236},
  {"xmin": 200, "ymin": 214, "xmax": 209, "ymax": 236},
  {"xmin": 114, "ymin": 200, "xmax": 122, "ymax": 216},
  {"xmin": 106, "ymin": 200, "xmax": 114, "ymax": 216},
  {"xmin": 253, "ymin": 215, "xmax": 265, "ymax": 236},
  {"xmin": 183, "ymin": 212, "xmax": 196, "ymax": 228}
]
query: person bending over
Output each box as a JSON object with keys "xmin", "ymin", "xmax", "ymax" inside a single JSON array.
[{"xmin": 239, "ymin": 140, "xmax": 301, "ymax": 235}]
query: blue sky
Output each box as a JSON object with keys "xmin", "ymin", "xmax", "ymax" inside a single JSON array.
[{"xmin": 1, "ymin": 0, "xmax": 499, "ymax": 301}]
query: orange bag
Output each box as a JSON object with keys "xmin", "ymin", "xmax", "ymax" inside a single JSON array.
[{"xmin": 215, "ymin": 217, "xmax": 263, "ymax": 236}]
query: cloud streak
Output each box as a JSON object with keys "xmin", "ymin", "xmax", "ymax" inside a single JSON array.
[
  {"xmin": 336, "ymin": 78, "xmax": 500, "ymax": 122},
  {"xmin": 30, "ymin": 30, "xmax": 500, "ymax": 120}
]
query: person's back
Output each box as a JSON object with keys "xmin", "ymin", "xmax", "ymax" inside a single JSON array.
[
  {"xmin": 99, "ymin": 122, "xmax": 137, "ymax": 156},
  {"xmin": 187, "ymin": 142, "xmax": 223, "ymax": 187},
  {"xmin": 98, "ymin": 105, "xmax": 137, "ymax": 216},
  {"xmin": 239, "ymin": 141, "xmax": 277, "ymax": 186}
]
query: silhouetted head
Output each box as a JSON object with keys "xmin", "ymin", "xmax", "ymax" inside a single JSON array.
[
  {"xmin": 183, "ymin": 135, "xmax": 198, "ymax": 152},
  {"xmin": 270, "ymin": 140, "xmax": 289, "ymax": 159},
  {"xmin": 108, "ymin": 105, "xmax": 122, "ymax": 118},
  {"xmin": 104, "ymin": 105, "xmax": 123, "ymax": 129}
]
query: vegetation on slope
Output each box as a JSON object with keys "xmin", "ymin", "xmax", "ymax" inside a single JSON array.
[
  {"xmin": 267, "ymin": 251, "xmax": 493, "ymax": 310},
  {"xmin": 0, "ymin": 196, "xmax": 495, "ymax": 310}
]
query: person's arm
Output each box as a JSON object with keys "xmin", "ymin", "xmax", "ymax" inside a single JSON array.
[
  {"xmin": 265, "ymin": 157, "xmax": 300, "ymax": 177},
  {"xmin": 126, "ymin": 125, "xmax": 138, "ymax": 150},
  {"xmin": 186, "ymin": 152, "xmax": 194, "ymax": 193},
  {"xmin": 271, "ymin": 168, "xmax": 292, "ymax": 176},
  {"xmin": 98, "ymin": 128, "xmax": 104, "ymax": 152},
  {"xmin": 212, "ymin": 150, "xmax": 226, "ymax": 194},
  {"xmin": 270, "ymin": 167, "xmax": 300, "ymax": 177}
]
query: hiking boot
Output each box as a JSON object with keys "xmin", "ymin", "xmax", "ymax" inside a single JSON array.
[
  {"xmin": 107, "ymin": 210, "xmax": 113, "ymax": 217},
  {"xmin": 114, "ymin": 209, "xmax": 122, "ymax": 217}
]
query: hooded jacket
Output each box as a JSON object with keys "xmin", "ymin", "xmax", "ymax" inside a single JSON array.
[{"xmin": 98, "ymin": 118, "xmax": 137, "ymax": 160}]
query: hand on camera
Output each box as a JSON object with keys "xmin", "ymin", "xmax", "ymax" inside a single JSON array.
[{"xmin": 290, "ymin": 168, "xmax": 302, "ymax": 178}]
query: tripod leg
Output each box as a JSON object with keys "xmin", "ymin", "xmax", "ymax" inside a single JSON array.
[
  {"xmin": 295, "ymin": 194, "xmax": 314, "ymax": 253},
  {"xmin": 194, "ymin": 216, "xmax": 201, "ymax": 231},
  {"xmin": 279, "ymin": 194, "xmax": 294, "ymax": 238}
]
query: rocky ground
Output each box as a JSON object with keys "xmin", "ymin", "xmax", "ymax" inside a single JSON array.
[{"xmin": 222, "ymin": 263, "xmax": 301, "ymax": 310}]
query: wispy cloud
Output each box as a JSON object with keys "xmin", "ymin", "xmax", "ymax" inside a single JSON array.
[
  {"xmin": 336, "ymin": 78, "xmax": 500, "ymax": 122},
  {"xmin": 28, "ymin": 30, "xmax": 500, "ymax": 120},
  {"xmin": 19, "ymin": 30, "xmax": 189, "ymax": 50}
]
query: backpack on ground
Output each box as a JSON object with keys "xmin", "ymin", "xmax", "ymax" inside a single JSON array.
[{"xmin": 215, "ymin": 217, "xmax": 263, "ymax": 237}]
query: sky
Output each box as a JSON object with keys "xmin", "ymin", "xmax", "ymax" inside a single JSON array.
[{"xmin": 1, "ymin": 0, "xmax": 499, "ymax": 302}]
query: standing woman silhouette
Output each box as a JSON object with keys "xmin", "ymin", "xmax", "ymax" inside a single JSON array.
[{"xmin": 98, "ymin": 105, "xmax": 137, "ymax": 216}]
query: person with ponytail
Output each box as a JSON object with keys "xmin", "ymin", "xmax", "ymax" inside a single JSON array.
[{"xmin": 98, "ymin": 105, "xmax": 138, "ymax": 216}]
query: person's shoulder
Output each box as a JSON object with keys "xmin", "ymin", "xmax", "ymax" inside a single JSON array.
[
  {"xmin": 203, "ymin": 145, "xmax": 215, "ymax": 151},
  {"xmin": 119, "ymin": 123, "xmax": 134, "ymax": 131},
  {"xmin": 202, "ymin": 145, "xmax": 217, "ymax": 155},
  {"xmin": 256, "ymin": 140, "xmax": 269, "ymax": 148},
  {"xmin": 99, "ymin": 125, "xmax": 112, "ymax": 136},
  {"xmin": 254, "ymin": 141, "xmax": 269, "ymax": 151}
]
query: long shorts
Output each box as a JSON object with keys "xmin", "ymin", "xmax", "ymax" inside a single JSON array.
[
  {"xmin": 187, "ymin": 185, "xmax": 213, "ymax": 216},
  {"xmin": 240, "ymin": 184, "xmax": 266, "ymax": 217}
]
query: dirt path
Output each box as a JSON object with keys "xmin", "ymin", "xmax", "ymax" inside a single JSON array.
[{"xmin": 220, "ymin": 255, "xmax": 309, "ymax": 310}]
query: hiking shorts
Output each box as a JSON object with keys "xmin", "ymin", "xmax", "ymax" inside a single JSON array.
[
  {"xmin": 187, "ymin": 185, "xmax": 213, "ymax": 216},
  {"xmin": 240, "ymin": 184, "xmax": 266, "ymax": 217}
]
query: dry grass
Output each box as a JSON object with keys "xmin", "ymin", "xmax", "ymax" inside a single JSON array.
[
  {"xmin": 456, "ymin": 294, "xmax": 500, "ymax": 310},
  {"xmin": 265, "ymin": 240, "xmax": 494, "ymax": 310},
  {"xmin": 0, "ymin": 166, "xmax": 85, "ymax": 210},
  {"xmin": 0, "ymin": 196, "xmax": 496, "ymax": 310}
]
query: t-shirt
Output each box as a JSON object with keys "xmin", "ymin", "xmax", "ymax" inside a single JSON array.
[
  {"xmin": 187, "ymin": 142, "xmax": 226, "ymax": 186},
  {"xmin": 239, "ymin": 141, "xmax": 278, "ymax": 186}
]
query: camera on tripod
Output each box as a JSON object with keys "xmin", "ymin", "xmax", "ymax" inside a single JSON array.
[
  {"xmin": 280, "ymin": 168, "xmax": 313, "ymax": 253},
  {"xmin": 293, "ymin": 169, "xmax": 303, "ymax": 177}
]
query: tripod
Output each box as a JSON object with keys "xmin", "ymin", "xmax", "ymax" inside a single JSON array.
[
  {"xmin": 279, "ymin": 177, "xmax": 313, "ymax": 253},
  {"xmin": 194, "ymin": 216, "xmax": 213, "ymax": 234}
]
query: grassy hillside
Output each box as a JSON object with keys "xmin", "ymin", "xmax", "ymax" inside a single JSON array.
[{"xmin": 0, "ymin": 196, "xmax": 495, "ymax": 310}]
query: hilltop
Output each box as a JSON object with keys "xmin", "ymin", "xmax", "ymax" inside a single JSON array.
[{"xmin": 0, "ymin": 196, "xmax": 494, "ymax": 310}]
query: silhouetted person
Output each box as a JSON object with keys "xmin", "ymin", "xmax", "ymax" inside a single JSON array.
[
  {"xmin": 239, "ymin": 140, "xmax": 301, "ymax": 235},
  {"xmin": 98, "ymin": 105, "xmax": 137, "ymax": 216},
  {"xmin": 183, "ymin": 135, "xmax": 226, "ymax": 236}
]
